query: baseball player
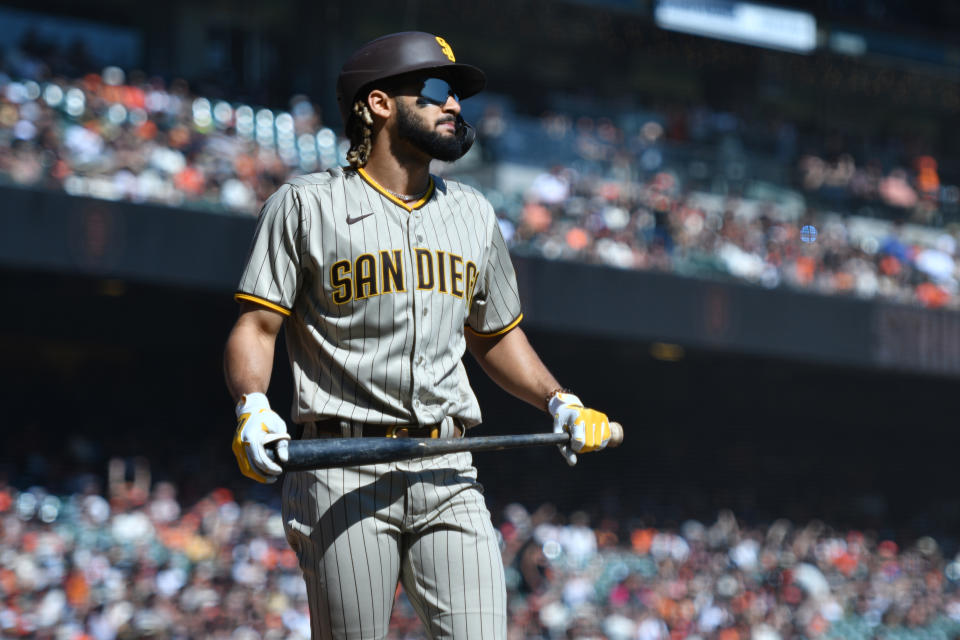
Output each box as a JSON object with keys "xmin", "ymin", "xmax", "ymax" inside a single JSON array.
[{"xmin": 223, "ymin": 31, "xmax": 612, "ymax": 639}]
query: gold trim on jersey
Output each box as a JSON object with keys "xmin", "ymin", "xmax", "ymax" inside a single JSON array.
[
  {"xmin": 465, "ymin": 313, "xmax": 523, "ymax": 338},
  {"xmin": 234, "ymin": 292, "xmax": 292, "ymax": 316},
  {"xmin": 358, "ymin": 167, "xmax": 435, "ymax": 211}
]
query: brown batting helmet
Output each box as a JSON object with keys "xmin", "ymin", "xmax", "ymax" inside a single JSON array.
[{"xmin": 336, "ymin": 31, "xmax": 486, "ymax": 125}]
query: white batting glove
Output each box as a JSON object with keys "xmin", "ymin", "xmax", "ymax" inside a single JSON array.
[
  {"xmin": 549, "ymin": 392, "xmax": 611, "ymax": 466},
  {"xmin": 231, "ymin": 392, "xmax": 290, "ymax": 483}
]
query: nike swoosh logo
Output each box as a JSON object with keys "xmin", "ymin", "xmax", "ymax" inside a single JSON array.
[{"xmin": 346, "ymin": 212, "xmax": 375, "ymax": 225}]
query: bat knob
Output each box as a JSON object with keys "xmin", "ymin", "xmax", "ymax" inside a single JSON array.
[{"xmin": 608, "ymin": 422, "xmax": 624, "ymax": 448}]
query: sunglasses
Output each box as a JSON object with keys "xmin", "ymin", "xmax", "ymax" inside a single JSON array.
[{"xmin": 416, "ymin": 78, "xmax": 461, "ymax": 106}]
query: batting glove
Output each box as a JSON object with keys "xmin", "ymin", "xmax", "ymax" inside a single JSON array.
[
  {"xmin": 549, "ymin": 392, "xmax": 611, "ymax": 466},
  {"xmin": 231, "ymin": 392, "xmax": 290, "ymax": 483}
]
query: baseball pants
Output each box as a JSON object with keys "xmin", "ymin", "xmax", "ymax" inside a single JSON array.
[{"xmin": 281, "ymin": 421, "xmax": 507, "ymax": 640}]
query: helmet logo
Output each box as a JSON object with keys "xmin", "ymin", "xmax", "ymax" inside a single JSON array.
[{"xmin": 435, "ymin": 36, "xmax": 456, "ymax": 62}]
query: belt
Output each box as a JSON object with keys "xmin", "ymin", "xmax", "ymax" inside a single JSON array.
[{"xmin": 303, "ymin": 418, "xmax": 461, "ymax": 439}]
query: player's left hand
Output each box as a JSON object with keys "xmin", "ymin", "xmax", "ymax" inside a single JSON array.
[{"xmin": 549, "ymin": 391, "xmax": 611, "ymax": 466}]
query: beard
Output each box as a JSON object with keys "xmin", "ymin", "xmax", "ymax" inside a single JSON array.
[{"xmin": 395, "ymin": 101, "xmax": 469, "ymax": 162}]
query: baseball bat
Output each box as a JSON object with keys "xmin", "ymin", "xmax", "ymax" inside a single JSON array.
[{"xmin": 270, "ymin": 422, "xmax": 624, "ymax": 471}]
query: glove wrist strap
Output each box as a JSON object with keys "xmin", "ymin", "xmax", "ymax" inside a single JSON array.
[
  {"xmin": 236, "ymin": 391, "xmax": 271, "ymax": 417},
  {"xmin": 548, "ymin": 390, "xmax": 583, "ymax": 414},
  {"xmin": 544, "ymin": 387, "xmax": 570, "ymax": 412}
]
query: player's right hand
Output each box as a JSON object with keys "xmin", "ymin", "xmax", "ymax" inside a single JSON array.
[{"xmin": 231, "ymin": 392, "xmax": 290, "ymax": 483}]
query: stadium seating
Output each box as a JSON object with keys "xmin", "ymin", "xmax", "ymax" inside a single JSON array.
[{"xmin": 2, "ymin": 60, "xmax": 957, "ymax": 311}]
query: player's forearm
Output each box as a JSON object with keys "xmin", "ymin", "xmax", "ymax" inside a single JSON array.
[
  {"xmin": 224, "ymin": 307, "xmax": 284, "ymax": 403},
  {"xmin": 466, "ymin": 327, "xmax": 560, "ymax": 412}
]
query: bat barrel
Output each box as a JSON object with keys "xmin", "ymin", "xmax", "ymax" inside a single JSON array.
[{"xmin": 280, "ymin": 432, "xmax": 570, "ymax": 470}]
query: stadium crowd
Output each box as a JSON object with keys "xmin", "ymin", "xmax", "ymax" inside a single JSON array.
[
  {"xmin": 3, "ymin": 479, "xmax": 960, "ymax": 640},
  {"xmin": 0, "ymin": 65, "xmax": 307, "ymax": 213},
  {"xmin": 505, "ymin": 165, "xmax": 960, "ymax": 309},
  {"xmin": 2, "ymin": 51, "xmax": 960, "ymax": 309}
]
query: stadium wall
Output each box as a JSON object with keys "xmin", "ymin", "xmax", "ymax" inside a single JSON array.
[{"xmin": 2, "ymin": 185, "xmax": 958, "ymax": 377}]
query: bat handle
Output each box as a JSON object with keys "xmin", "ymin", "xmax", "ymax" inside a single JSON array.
[{"xmin": 265, "ymin": 441, "xmax": 285, "ymax": 465}]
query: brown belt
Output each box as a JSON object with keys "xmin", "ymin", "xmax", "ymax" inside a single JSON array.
[{"xmin": 309, "ymin": 418, "xmax": 459, "ymax": 439}]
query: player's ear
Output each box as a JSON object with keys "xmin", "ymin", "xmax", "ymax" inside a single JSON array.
[{"xmin": 366, "ymin": 89, "xmax": 393, "ymax": 120}]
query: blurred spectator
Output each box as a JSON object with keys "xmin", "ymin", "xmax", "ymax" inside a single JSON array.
[
  {"xmin": 6, "ymin": 480, "xmax": 960, "ymax": 640},
  {"xmin": 0, "ymin": 62, "xmax": 333, "ymax": 215}
]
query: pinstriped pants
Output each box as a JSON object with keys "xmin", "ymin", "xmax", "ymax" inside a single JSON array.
[{"xmin": 281, "ymin": 424, "xmax": 507, "ymax": 640}]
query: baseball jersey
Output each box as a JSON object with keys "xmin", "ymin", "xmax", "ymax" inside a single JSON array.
[{"xmin": 235, "ymin": 166, "xmax": 522, "ymax": 428}]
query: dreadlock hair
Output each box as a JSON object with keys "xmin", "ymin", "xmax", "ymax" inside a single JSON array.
[{"xmin": 345, "ymin": 99, "xmax": 375, "ymax": 169}]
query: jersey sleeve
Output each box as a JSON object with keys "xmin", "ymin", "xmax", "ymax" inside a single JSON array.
[
  {"xmin": 235, "ymin": 184, "xmax": 303, "ymax": 316},
  {"xmin": 466, "ymin": 215, "xmax": 523, "ymax": 336}
]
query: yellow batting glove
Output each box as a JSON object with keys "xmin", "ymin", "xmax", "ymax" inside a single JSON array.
[
  {"xmin": 231, "ymin": 392, "xmax": 290, "ymax": 483},
  {"xmin": 549, "ymin": 392, "xmax": 611, "ymax": 466}
]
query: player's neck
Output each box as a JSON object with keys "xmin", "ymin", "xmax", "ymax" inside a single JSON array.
[
  {"xmin": 361, "ymin": 138, "xmax": 432, "ymax": 198},
  {"xmin": 361, "ymin": 156, "xmax": 431, "ymax": 199}
]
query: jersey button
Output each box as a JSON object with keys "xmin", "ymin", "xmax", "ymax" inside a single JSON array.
[
  {"xmin": 417, "ymin": 235, "xmax": 424, "ymax": 242},
  {"xmin": 422, "ymin": 308, "xmax": 428, "ymax": 316}
]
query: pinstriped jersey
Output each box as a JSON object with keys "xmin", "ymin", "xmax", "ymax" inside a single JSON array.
[{"xmin": 236, "ymin": 166, "xmax": 523, "ymax": 428}]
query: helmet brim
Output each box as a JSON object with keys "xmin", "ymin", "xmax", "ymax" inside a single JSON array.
[
  {"xmin": 339, "ymin": 63, "xmax": 485, "ymax": 120},
  {"xmin": 429, "ymin": 63, "xmax": 486, "ymax": 100}
]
